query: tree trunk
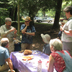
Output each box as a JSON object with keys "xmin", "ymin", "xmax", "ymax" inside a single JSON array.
[
  {"xmin": 9, "ymin": 7, "xmax": 14, "ymax": 20},
  {"xmin": 29, "ymin": 11, "xmax": 35, "ymax": 26},
  {"xmin": 52, "ymin": 0, "xmax": 62, "ymax": 29},
  {"xmin": 43, "ymin": 10, "xmax": 45, "ymax": 17},
  {"xmin": 17, "ymin": 0, "xmax": 20, "ymax": 35},
  {"xmin": 14, "ymin": 6, "xmax": 17, "ymax": 21}
]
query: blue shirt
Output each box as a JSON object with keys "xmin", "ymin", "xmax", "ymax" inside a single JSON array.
[
  {"xmin": 20, "ymin": 24, "xmax": 36, "ymax": 44},
  {"xmin": 0, "ymin": 46, "xmax": 9, "ymax": 65},
  {"xmin": 43, "ymin": 44, "xmax": 51, "ymax": 55}
]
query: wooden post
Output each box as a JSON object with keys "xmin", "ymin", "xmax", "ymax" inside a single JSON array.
[{"xmin": 17, "ymin": 0, "xmax": 20, "ymax": 36}]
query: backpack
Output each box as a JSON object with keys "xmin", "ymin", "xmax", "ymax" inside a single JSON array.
[{"xmin": 56, "ymin": 51, "xmax": 72, "ymax": 72}]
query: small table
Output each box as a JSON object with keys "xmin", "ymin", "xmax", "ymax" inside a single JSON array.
[{"xmin": 10, "ymin": 50, "xmax": 56, "ymax": 72}]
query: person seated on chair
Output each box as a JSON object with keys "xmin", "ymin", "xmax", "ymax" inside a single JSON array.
[
  {"xmin": 0, "ymin": 38, "xmax": 15, "ymax": 72},
  {"xmin": 48, "ymin": 38, "xmax": 72, "ymax": 72},
  {"xmin": 41, "ymin": 34, "xmax": 51, "ymax": 55}
]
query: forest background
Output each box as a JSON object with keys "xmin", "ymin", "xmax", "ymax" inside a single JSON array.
[{"xmin": 0, "ymin": 0, "xmax": 72, "ymax": 51}]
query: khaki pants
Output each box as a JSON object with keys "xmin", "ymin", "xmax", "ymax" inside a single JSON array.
[
  {"xmin": 21, "ymin": 43, "xmax": 32, "ymax": 50},
  {"xmin": 8, "ymin": 41, "xmax": 14, "ymax": 53},
  {"xmin": 0, "ymin": 63, "xmax": 9, "ymax": 72}
]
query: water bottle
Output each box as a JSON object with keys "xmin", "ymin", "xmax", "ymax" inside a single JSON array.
[{"xmin": 37, "ymin": 60, "xmax": 42, "ymax": 72}]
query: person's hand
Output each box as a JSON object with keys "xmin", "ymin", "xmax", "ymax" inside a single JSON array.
[
  {"xmin": 23, "ymin": 31, "xmax": 26, "ymax": 34},
  {"xmin": 10, "ymin": 28, "xmax": 16, "ymax": 32},
  {"xmin": 26, "ymin": 23, "xmax": 29, "ymax": 26},
  {"xmin": 14, "ymin": 30, "xmax": 17, "ymax": 34},
  {"xmin": 60, "ymin": 26, "xmax": 63, "ymax": 31},
  {"xmin": 25, "ymin": 21, "xmax": 30, "ymax": 26}
]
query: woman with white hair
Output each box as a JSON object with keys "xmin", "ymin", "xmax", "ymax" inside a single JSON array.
[{"xmin": 48, "ymin": 38, "xmax": 72, "ymax": 72}]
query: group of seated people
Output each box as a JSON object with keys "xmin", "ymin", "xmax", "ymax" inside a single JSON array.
[
  {"xmin": 41, "ymin": 34, "xmax": 72, "ymax": 72},
  {"xmin": 42, "ymin": 5, "xmax": 72, "ymax": 72},
  {"xmin": 0, "ymin": 36, "xmax": 72, "ymax": 72},
  {"xmin": 0, "ymin": 5, "xmax": 72, "ymax": 72}
]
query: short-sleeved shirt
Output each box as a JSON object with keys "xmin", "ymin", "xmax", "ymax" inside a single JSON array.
[
  {"xmin": 43, "ymin": 44, "xmax": 51, "ymax": 55},
  {"xmin": 51, "ymin": 50, "xmax": 70, "ymax": 72},
  {"xmin": 20, "ymin": 24, "xmax": 36, "ymax": 44},
  {"xmin": 0, "ymin": 24, "xmax": 15, "ymax": 42},
  {"xmin": 0, "ymin": 46, "xmax": 9, "ymax": 65},
  {"xmin": 61, "ymin": 17, "xmax": 72, "ymax": 42}
]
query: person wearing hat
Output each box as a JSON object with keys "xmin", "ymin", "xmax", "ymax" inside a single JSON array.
[
  {"xmin": 0, "ymin": 38, "xmax": 15, "ymax": 72},
  {"xmin": 41, "ymin": 34, "xmax": 51, "ymax": 55},
  {"xmin": 60, "ymin": 6, "xmax": 72, "ymax": 56},
  {"xmin": 20, "ymin": 16, "xmax": 36, "ymax": 50},
  {"xmin": 0, "ymin": 17, "xmax": 17, "ymax": 53}
]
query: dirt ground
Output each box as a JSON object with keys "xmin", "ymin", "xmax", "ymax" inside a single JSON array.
[{"xmin": 32, "ymin": 23, "xmax": 60, "ymax": 51}]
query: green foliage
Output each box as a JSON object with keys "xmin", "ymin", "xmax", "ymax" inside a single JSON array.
[
  {"xmin": 8, "ymin": 0, "xmax": 17, "ymax": 6},
  {"xmin": 60, "ymin": 0, "xmax": 72, "ymax": 18},
  {"xmin": 0, "ymin": 0, "xmax": 72, "ymax": 25},
  {"xmin": 36, "ymin": 9, "xmax": 55, "ymax": 17},
  {"xmin": 36, "ymin": 0, "xmax": 72, "ymax": 18},
  {"xmin": 0, "ymin": 0, "xmax": 11, "ymax": 25},
  {"xmin": 0, "ymin": 8, "xmax": 9, "ymax": 25},
  {"xmin": 20, "ymin": 0, "xmax": 41, "ymax": 16},
  {"xmin": 18, "ymin": 0, "xmax": 58, "ymax": 20}
]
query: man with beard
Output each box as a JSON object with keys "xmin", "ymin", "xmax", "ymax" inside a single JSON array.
[{"xmin": 0, "ymin": 17, "xmax": 17, "ymax": 53}]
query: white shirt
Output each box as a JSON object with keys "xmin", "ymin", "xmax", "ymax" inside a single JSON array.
[{"xmin": 61, "ymin": 19, "xmax": 72, "ymax": 42}]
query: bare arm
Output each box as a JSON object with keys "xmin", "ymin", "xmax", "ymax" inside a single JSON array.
[
  {"xmin": 0, "ymin": 27, "xmax": 16, "ymax": 37},
  {"xmin": 48, "ymin": 55, "xmax": 54, "ymax": 72},
  {"xmin": 5, "ymin": 58, "xmax": 14, "ymax": 72},
  {"xmin": 2, "ymin": 30, "xmax": 11, "ymax": 37},
  {"xmin": 0, "ymin": 26, "xmax": 10, "ymax": 37},
  {"xmin": 21, "ymin": 26, "xmax": 27, "ymax": 34},
  {"xmin": 25, "ymin": 32, "xmax": 35, "ymax": 36},
  {"xmin": 60, "ymin": 26, "xmax": 72, "ymax": 36},
  {"xmin": 63, "ymin": 30, "xmax": 72, "ymax": 36}
]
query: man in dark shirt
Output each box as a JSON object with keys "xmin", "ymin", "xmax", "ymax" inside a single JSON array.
[{"xmin": 21, "ymin": 16, "xmax": 36, "ymax": 50}]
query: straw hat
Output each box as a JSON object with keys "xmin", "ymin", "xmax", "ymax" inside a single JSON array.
[
  {"xmin": 22, "ymin": 16, "xmax": 32, "ymax": 21},
  {"xmin": 41, "ymin": 34, "xmax": 50, "ymax": 43}
]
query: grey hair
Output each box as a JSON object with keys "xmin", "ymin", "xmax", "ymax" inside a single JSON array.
[
  {"xmin": 5, "ymin": 17, "xmax": 12, "ymax": 22},
  {"xmin": 49, "ymin": 38, "xmax": 62, "ymax": 51},
  {"xmin": 1, "ymin": 38, "xmax": 9, "ymax": 47}
]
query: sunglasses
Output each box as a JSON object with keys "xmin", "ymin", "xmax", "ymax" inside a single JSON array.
[{"xmin": 25, "ymin": 21, "xmax": 30, "ymax": 22}]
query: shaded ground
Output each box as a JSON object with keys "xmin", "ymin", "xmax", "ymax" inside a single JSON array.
[{"xmin": 32, "ymin": 23, "xmax": 60, "ymax": 51}]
